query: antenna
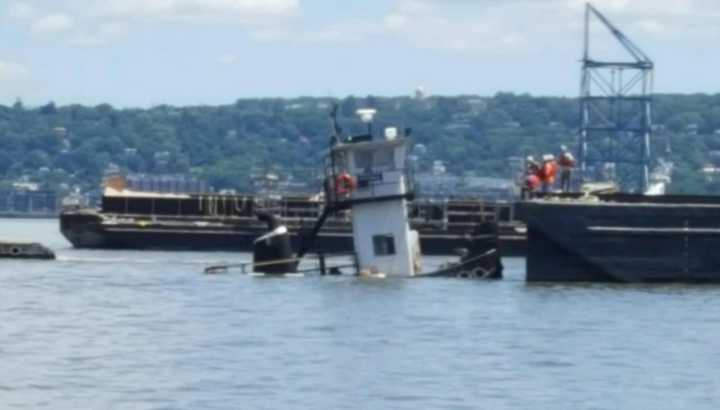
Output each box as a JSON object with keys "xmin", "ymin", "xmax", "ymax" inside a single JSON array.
[
  {"xmin": 329, "ymin": 103, "xmax": 342, "ymax": 145},
  {"xmin": 356, "ymin": 108, "xmax": 377, "ymax": 136}
]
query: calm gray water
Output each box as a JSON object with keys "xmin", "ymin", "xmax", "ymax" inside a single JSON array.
[{"xmin": 1, "ymin": 219, "xmax": 719, "ymax": 409}]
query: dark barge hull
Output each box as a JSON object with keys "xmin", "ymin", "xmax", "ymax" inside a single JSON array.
[
  {"xmin": 524, "ymin": 194, "xmax": 720, "ymax": 283},
  {"xmin": 60, "ymin": 193, "xmax": 526, "ymax": 256},
  {"xmin": 60, "ymin": 209, "xmax": 526, "ymax": 256}
]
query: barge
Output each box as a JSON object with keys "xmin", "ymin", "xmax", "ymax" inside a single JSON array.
[
  {"xmin": 524, "ymin": 193, "xmax": 720, "ymax": 283},
  {"xmin": 60, "ymin": 191, "xmax": 526, "ymax": 256}
]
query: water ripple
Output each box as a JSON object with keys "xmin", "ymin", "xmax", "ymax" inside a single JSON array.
[{"xmin": 0, "ymin": 220, "xmax": 718, "ymax": 409}]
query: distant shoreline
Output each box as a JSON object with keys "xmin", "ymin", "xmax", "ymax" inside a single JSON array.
[{"xmin": 0, "ymin": 214, "xmax": 57, "ymax": 220}]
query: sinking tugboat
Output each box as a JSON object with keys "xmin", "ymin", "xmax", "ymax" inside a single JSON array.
[{"xmin": 207, "ymin": 109, "xmax": 502, "ymax": 279}]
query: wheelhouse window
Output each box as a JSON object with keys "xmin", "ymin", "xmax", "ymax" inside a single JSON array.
[
  {"xmin": 373, "ymin": 234, "xmax": 396, "ymax": 256},
  {"xmin": 353, "ymin": 148, "xmax": 396, "ymax": 174},
  {"xmin": 354, "ymin": 150, "xmax": 373, "ymax": 173},
  {"xmin": 373, "ymin": 149, "xmax": 394, "ymax": 171}
]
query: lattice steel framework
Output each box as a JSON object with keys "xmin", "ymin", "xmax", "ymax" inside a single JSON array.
[{"xmin": 579, "ymin": 4, "xmax": 654, "ymax": 192}]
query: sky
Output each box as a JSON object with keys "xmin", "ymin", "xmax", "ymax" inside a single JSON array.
[{"xmin": 0, "ymin": 0, "xmax": 719, "ymax": 107}]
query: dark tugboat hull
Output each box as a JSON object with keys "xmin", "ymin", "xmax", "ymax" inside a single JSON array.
[
  {"xmin": 524, "ymin": 195, "xmax": 720, "ymax": 283},
  {"xmin": 423, "ymin": 222, "xmax": 504, "ymax": 279}
]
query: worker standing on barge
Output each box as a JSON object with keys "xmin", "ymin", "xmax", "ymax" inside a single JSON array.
[
  {"xmin": 540, "ymin": 154, "xmax": 558, "ymax": 193},
  {"xmin": 522, "ymin": 156, "xmax": 541, "ymax": 199},
  {"xmin": 558, "ymin": 145, "xmax": 576, "ymax": 193}
]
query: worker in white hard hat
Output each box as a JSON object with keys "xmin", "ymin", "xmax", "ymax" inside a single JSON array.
[{"xmin": 558, "ymin": 145, "xmax": 576, "ymax": 193}]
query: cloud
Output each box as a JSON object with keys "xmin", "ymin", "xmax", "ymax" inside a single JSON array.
[
  {"xmin": 31, "ymin": 13, "xmax": 75, "ymax": 34},
  {"xmin": 68, "ymin": 21, "xmax": 129, "ymax": 47},
  {"xmin": 380, "ymin": 1, "xmax": 533, "ymax": 55},
  {"xmin": 5, "ymin": 2, "xmax": 36, "ymax": 20},
  {"xmin": 372, "ymin": 0, "xmax": 720, "ymax": 55},
  {"xmin": 0, "ymin": 61, "xmax": 32, "ymax": 103},
  {"xmin": 10, "ymin": 0, "xmax": 300, "ymax": 48},
  {"xmin": 240, "ymin": 0, "xmax": 533, "ymax": 54},
  {"xmin": 249, "ymin": 28, "xmax": 291, "ymax": 42},
  {"xmin": 217, "ymin": 54, "xmax": 239, "ymax": 65},
  {"xmin": 0, "ymin": 61, "xmax": 30, "ymax": 82},
  {"xmin": 99, "ymin": 0, "xmax": 300, "ymax": 23},
  {"xmin": 250, "ymin": 20, "xmax": 384, "ymax": 45},
  {"xmin": 383, "ymin": 14, "xmax": 407, "ymax": 31},
  {"xmin": 565, "ymin": 0, "xmax": 696, "ymax": 16},
  {"xmin": 635, "ymin": 19, "xmax": 665, "ymax": 35}
]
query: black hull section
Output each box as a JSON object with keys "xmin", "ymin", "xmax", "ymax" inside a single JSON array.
[
  {"xmin": 524, "ymin": 197, "xmax": 720, "ymax": 283},
  {"xmin": 60, "ymin": 211, "xmax": 525, "ymax": 256},
  {"xmin": 423, "ymin": 222, "xmax": 504, "ymax": 279},
  {"xmin": 0, "ymin": 242, "xmax": 55, "ymax": 259}
]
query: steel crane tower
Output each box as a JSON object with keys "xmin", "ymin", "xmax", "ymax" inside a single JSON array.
[{"xmin": 579, "ymin": 4, "xmax": 654, "ymax": 192}]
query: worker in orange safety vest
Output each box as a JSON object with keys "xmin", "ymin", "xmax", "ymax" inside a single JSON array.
[{"xmin": 539, "ymin": 154, "xmax": 558, "ymax": 193}]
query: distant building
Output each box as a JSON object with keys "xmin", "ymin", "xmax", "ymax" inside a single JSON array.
[
  {"xmin": 153, "ymin": 151, "xmax": 170, "ymax": 167},
  {"xmin": 432, "ymin": 160, "xmax": 447, "ymax": 175},
  {"xmin": 104, "ymin": 163, "xmax": 121, "ymax": 175},
  {"xmin": 60, "ymin": 138, "xmax": 71, "ymax": 153},
  {"xmin": 702, "ymin": 165, "xmax": 720, "ymax": 182},
  {"xmin": 443, "ymin": 122, "xmax": 472, "ymax": 132},
  {"xmin": 415, "ymin": 173, "xmax": 516, "ymax": 200},
  {"xmin": 124, "ymin": 174, "xmax": 209, "ymax": 194},
  {"xmin": 53, "ymin": 127, "xmax": 67, "ymax": 137},
  {"xmin": 466, "ymin": 98, "xmax": 487, "ymax": 113},
  {"xmin": 412, "ymin": 144, "xmax": 427, "ymax": 156},
  {"xmin": 708, "ymin": 151, "xmax": 720, "ymax": 165},
  {"xmin": 0, "ymin": 188, "xmax": 58, "ymax": 215},
  {"xmin": 508, "ymin": 156, "xmax": 526, "ymax": 183},
  {"xmin": 13, "ymin": 181, "xmax": 39, "ymax": 191}
]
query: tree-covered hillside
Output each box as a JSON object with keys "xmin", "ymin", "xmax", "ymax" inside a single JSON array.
[{"xmin": 2, "ymin": 93, "xmax": 720, "ymax": 195}]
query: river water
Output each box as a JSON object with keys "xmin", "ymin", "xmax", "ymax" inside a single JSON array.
[{"xmin": 1, "ymin": 218, "xmax": 719, "ymax": 409}]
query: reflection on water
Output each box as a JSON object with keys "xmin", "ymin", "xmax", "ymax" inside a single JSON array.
[{"xmin": 0, "ymin": 219, "xmax": 719, "ymax": 409}]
